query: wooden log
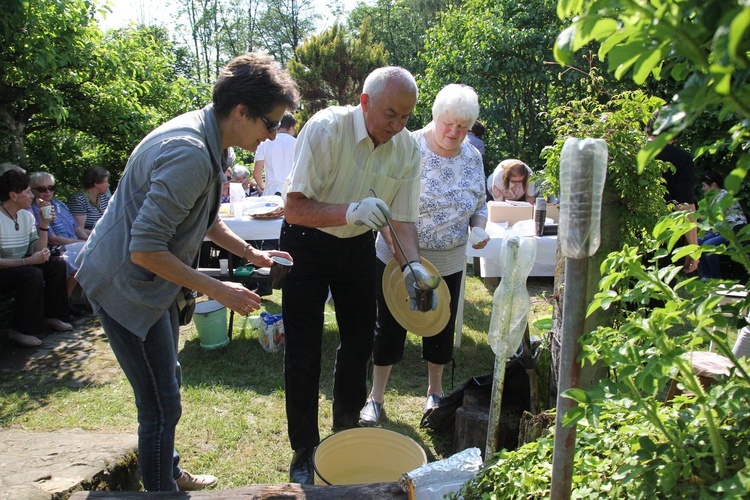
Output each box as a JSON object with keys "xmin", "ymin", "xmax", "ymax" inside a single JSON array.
[
  {"xmin": 70, "ymin": 482, "xmax": 407, "ymax": 499},
  {"xmin": 453, "ymin": 406, "xmax": 490, "ymax": 459},
  {"xmin": 518, "ymin": 410, "xmax": 555, "ymax": 446}
]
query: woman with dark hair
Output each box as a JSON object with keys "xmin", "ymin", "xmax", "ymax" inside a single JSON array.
[
  {"xmin": 0, "ymin": 169, "xmax": 71, "ymax": 347},
  {"xmin": 75, "ymin": 52, "xmax": 299, "ymax": 492},
  {"xmin": 68, "ymin": 165, "xmax": 110, "ymax": 235}
]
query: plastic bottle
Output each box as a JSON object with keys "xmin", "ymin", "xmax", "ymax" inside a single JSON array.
[
  {"xmin": 534, "ymin": 197, "xmax": 547, "ymax": 236},
  {"xmin": 558, "ymin": 137, "xmax": 608, "ymax": 258}
]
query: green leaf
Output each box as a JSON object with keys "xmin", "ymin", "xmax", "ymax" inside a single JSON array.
[
  {"xmin": 557, "ymin": 0, "xmax": 585, "ymax": 20},
  {"xmin": 564, "ymin": 388, "xmax": 589, "ymax": 404},
  {"xmin": 555, "ymin": 26, "xmax": 576, "ymax": 66},
  {"xmin": 562, "ymin": 406, "xmax": 585, "ymax": 427},
  {"xmin": 575, "ymin": 16, "xmax": 619, "ymax": 51},
  {"xmin": 726, "ymin": 167, "xmax": 748, "ymax": 193},
  {"xmin": 638, "ymin": 135, "xmax": 671, "ymax": 173},
  {"xmin": 728, "ymin": 7, "xmax": 750, "ymax": 64},
  {"xmin": 633, "ymin": 44, "xmax": 665, "ymax": 85}
]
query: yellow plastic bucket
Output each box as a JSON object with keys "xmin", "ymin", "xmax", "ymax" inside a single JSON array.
[
  {"xmin": 313, "ymin": 428, "xmax": 427, "ymax": 485},
  {"xmin": 193, "ymin": 300, "xmax": 229, "ymax": 349}
]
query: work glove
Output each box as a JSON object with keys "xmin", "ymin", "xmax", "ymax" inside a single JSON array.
[
  {"xmin": 345, "ymin": 197, "xmax": 391, "ymax": 231},
  {"xmin": 403, "ymin": 262, "xmax": 439, "ymax": 311}
]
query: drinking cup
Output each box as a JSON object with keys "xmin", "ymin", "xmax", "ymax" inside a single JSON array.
[
  {"xmin": 41, "ymin": 205, "xmax": 54, "ymax": 221},
  {"xmin": 270, "ymin": 256, "xmax": 293, "ymax": 289}
]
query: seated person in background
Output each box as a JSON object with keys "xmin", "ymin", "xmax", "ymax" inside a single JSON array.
[
  {"xmin": 0, "ymin": 163, "xmax": 26, "ymax": 175},
  {"xmin": 0, "ymin": 169, "xmax": 71, "ymax": 347},
  {"xmin": 646, "ymin": 112, "xmax": 699, "ymax": 274},
  {"xmin": 231, "ymin": 164, "xmax": 259, "ymax": 197},
  {"xmin": 68, "ymin": 166, "xmax": 110, "ymax": 235},
  {"xmin": 491, "ymin": 159, "xmax": 535, "ymax": 203},
  {"xmin": 29, "ymin": 172, "xmax": 87, "ymax": 299},
  {"xmin": 221, "ymin": 167, "xmax": 232, "ymax": 203},
  {"xmin": 698, "ymin": 171, "xmax": 747, "ymax": 279}
]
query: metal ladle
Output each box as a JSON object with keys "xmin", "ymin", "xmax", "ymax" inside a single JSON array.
[{"xmin": 369, "ymin": 188, "xmax": 441, "ymax": 290}]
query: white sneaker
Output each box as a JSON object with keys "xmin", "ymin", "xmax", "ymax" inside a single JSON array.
[{"xmin": 175, "ymin": 470, "xmax": 218, "ymax": 491}]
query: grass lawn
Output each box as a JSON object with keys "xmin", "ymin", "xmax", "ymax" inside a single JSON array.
[{"xmin": 0, "ymin": 271, "xmax": 553, "ymax": 488}]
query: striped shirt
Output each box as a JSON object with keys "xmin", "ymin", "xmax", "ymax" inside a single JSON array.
[
  {"xmin": 286, "ymin": 104, "xmax": 421, "ymax": 239},
  {"xmin": 68, "ymin": 191, "xmax": 110, "ymax": 230},
  {"xmin": 0, "ymin": 209, "xmax": 38, "ymax": 259}
]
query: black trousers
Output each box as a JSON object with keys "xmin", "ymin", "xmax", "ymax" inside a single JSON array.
[
  {"xmin": 280, "ymin": 222, "xmax": 376, "ymax": 451},
  {"xmin": 0, "ymin": 256, "xmax": 69, "ymax": 335}
]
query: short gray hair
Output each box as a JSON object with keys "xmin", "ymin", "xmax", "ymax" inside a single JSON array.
[
  {"xmin": 29, "ymin": 171, "xmax": 55, "ymax": 186},
  {"xmin": 362, "ymin": 66, "xmax": 418, "ymax": 103},
  {"xmin": 432, "ymin": 84, "xmax": 479, "ymax": 125},
  {"xmin": 231, "ymin": 164, "xmax": 251, "ymax": 181},
  {"xmin": 0, "ymin": 163, "xmax": 25, "ymax": 175}
]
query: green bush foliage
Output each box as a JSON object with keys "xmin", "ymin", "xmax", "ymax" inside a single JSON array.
[
  {"xmin": 540, "ymin": 89, "xmax": 670, "ymax": 246},
  {"xmin": 456, "ymin": 212, "xmax": 750, "ymax": 498}
]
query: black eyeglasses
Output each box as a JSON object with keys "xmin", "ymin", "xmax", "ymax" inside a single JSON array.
[
  {"xmin": 259, "ymin": 115, "xmax": 281, "ymax": 132},
  {"xmin": 33, "ymin": 185, "xmax": 55, "ymax": 192}
]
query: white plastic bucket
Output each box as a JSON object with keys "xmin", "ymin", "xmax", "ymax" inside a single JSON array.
[
  {"xmin": 193, "ymin": 300, "xmax": 229, "ymax": 349},
  {"xmin": 313, "ymin": 427, "xmax": 427, "ymax": 485}
]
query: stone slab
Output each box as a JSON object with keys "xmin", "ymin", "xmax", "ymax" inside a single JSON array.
[{"xmin": 0, "ymin": 428, "xmax": 137, "ymax": 499}]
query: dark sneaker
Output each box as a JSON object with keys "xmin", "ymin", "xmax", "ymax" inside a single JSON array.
[
  {"xmin": 359, "ymin": 398, "xmax": 385, "ymax": 426},
  {"xmin": 289, "ymin": 448, "xmax": 314, "ymax": 484}
]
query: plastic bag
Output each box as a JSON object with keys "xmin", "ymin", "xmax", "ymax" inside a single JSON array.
[
  {"xmin": 258, "ymin": 312, "xmax": 284, "ymax": 352},
  {"xmin": 488, "ymin": 235, "xmax": 535, "ymax": 358}
]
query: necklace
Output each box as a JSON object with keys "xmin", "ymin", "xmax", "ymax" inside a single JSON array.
[
  {"xmin": 1, "ymin": 203, "xmax": 19, "ymax": 231},
  {"xmin": 87, "ymin": 192, "xmax": 103, "ymax": 214}
]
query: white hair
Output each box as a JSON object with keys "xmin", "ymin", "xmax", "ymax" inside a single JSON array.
[
  {"xmin": 29, "ymin": 171, "xmax": 55, "ymax": 186},
  {"xmin": 0, "ymin": 163, "xmax": 26, "ymax": 175},
  {"xmin": 432, "ymin": 84, "xmax": 479, "ymax": 125},
  {"xmin": 362, "ymin": 66, "xmax": 418, "ymax": 103},
  {"xmin": 231, "ymin": 164, "xmax": 251, "ymax": 181}
]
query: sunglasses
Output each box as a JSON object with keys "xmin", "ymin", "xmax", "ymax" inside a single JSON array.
[
  {"xmin": 33, "ymin": 185, "xmax": 55, "ymax": 192},
  {"xmin": 259, "ymin": 115, "xmax": 281, "ymax": 132}
]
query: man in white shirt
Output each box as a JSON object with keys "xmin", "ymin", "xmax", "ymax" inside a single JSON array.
[
  {"xmin": 253, "ymin": 113, "xmax": 296, "ymax": 196},
  {"xmin": 281, "ymin": 66, "xmax": 437, "ymax": 485}
]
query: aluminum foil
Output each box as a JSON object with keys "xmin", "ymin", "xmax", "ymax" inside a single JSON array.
[{"xmin": 399, "ymin": 447, "xmax": 483, "ymax": 494}]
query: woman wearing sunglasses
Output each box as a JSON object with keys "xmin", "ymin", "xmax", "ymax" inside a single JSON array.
[{"xmin": 30, "ymin": 172, "xmax": 87, "ymax": 298}]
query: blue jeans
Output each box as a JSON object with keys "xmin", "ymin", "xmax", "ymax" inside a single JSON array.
[
  {"xmin": 92, "ymin": 299, "xmax": 184, "ymax": 491},
  {"xmin": 698, "ymin": 230, "xmax": 727, "ymax": 279}
]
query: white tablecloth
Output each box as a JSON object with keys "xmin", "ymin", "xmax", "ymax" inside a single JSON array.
[
  {"xmin": 219, "ymin": 198, "xmax": 283, "ymax": 241},
  {"xmin": 466, "ymin": 219, "xmax": 557, "ymax": 277}
]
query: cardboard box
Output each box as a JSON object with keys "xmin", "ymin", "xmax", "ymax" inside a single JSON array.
[{"xmin": 487, "ymin": 201, "xmax": 533, "ymax": 226}]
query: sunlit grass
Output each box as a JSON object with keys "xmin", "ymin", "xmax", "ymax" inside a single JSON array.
[{"xmin": 0, "ymin": 272, "xmax": 553, "ymax": 488}]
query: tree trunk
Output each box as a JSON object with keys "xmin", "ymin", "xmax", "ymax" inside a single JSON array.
[{"xmin": 0, "ymin": 109, "xmax": 27, "ymax": 167}]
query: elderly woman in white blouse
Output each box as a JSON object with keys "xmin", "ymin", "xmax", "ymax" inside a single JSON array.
[{"xmin": 360, "ymin": 84, "xmax": 490, "ymax": 426}]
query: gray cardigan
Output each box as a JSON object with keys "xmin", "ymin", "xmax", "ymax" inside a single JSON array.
[{"xmin": 77, "ymin": 105, "xmax": 229, "ymax": 338}]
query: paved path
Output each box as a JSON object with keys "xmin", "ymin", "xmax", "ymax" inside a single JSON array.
[{"xmin": 1, "ymin": 315, "xmax": 138, "ymax": 499}]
